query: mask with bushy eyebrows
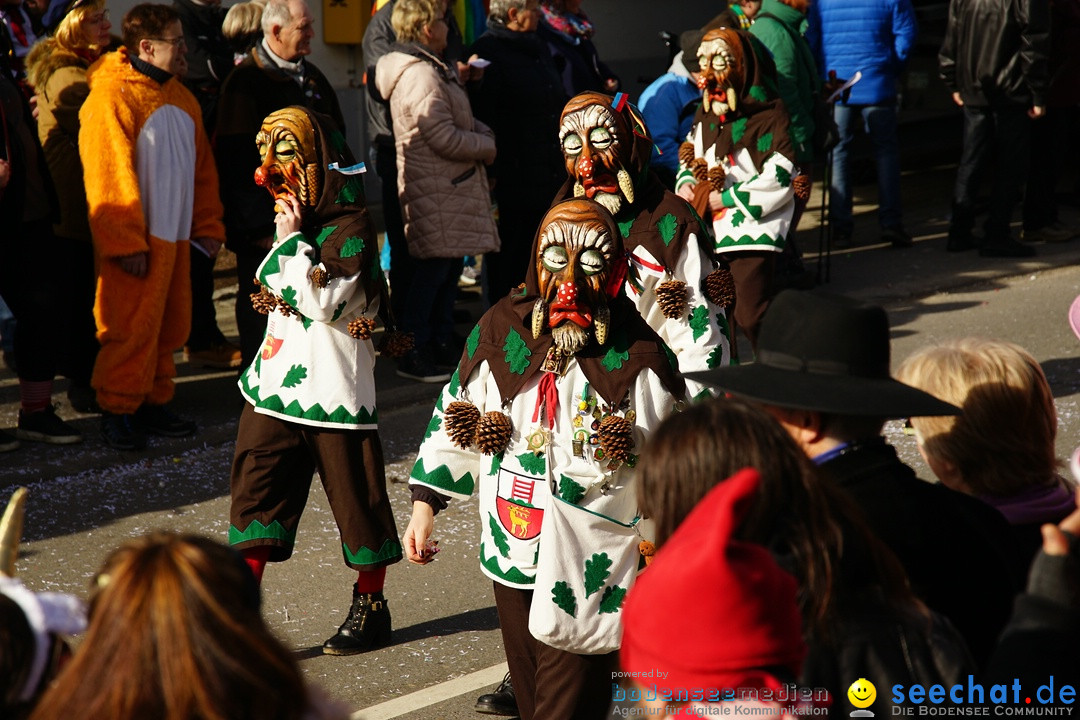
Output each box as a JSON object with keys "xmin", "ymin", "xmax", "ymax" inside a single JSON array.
[
  {"xmin": 559, "ymin": 93, "xmax": 644, "ymax": 216},
  {"xmin": 533, "ymin": 200, "xmax": 621, "ymax": 353},
  {"xmin": 254, "ymin": 107, "xmax": 321, "ymax": 211},
  {"xmin": 696, "ymin": 28, "xmax": 745, "ymax": 118}
]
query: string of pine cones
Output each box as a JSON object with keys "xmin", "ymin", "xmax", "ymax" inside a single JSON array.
[
  {"xmin": 678, "ymin": 141, "xmax": 696, "ymax": 168},
  {"xmin": 443, "ymin": 401, "xmax": 513, "ymax": 455},
  {"xmin": 377, "ymin": 331, "xmax": 414, "ymax": 359},
  {"xmin": 655, "ymin": 279, "xmax": 688, "ymax": 319},
  {"xmin": 707, "ymin": 165, "xmax": 726, "ymax": 193},
  {"xmin": 310, "ymin": 267, "xmax": 330, "ymax": 288},
  {"xmin": 347, "ymin": 317, "xmax": 376, "ymax": 340},
  {"xmin": 704, "ymin": 267, "xmax": 737, "ymax": 309},
  {"xmin": 597, "ymin": 414, "xmax": 634, "ymax": 463}
]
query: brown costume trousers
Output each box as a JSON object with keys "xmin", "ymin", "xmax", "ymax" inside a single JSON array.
[
  {"xmin": 726, "ymin": 250, "xmax": 777, "ymax": 350},
  {"xmin": 230, "ymin": 404, "xmax": 401, "ymax": 569},
  {"xmin": 493, "ymin": 582, "xmax": 617, "ymax": 720}
]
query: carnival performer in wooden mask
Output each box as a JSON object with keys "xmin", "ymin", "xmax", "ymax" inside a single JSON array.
[
  {"xmin": 403, "ymin": 198, "xmax": 687, "ymax": 720},
  {"xmin": 676, "ymin": 28, "xmax": 798, "ymax": 348},
  {"xmin": 555, "ymin": 91, "xmax": 736, "ymax": 376},
  {"xmin": 229, "ymin": 105, "xmax": 405, "ymax": 657}
]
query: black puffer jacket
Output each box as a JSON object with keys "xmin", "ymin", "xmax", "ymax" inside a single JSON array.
[{"xmin": 938, "ymin": 0, "xmax": 1050, "ymax": 107}]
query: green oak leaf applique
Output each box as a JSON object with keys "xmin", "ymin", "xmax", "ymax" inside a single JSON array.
[
  {"xmin": 282, "ymin": 364, "xmax": 308, "ymax": 388},
  {"xmin": 339, "ymin": 236, "xmax": 365, "ymax": 258},
  {"xmin": 280, "ymin": 286, "xmax": 298, "ymax": 310},
  {"xmin": 300, "ymin": 316, "xmax": 313, "ymax": 331},
  {"xmin": 330, "ymin": 130, "xmax": 347, "ymax": 152},
  {"xmin": 602, "ymin": 345, "xmax": 629, "ymax": 371},
  {"xmin": 503, "ymin": 328, "xmax": 532, "ymax": 374},
  {"xmin": 517, "ymin": 452, "xmax": 546, "ymax": 475},
  {"xmin": 731, "ymin": 209, "xmax": 746, "ymax": 228},
  {"xmin": 490, "ymin": 452, "xmax": 503, "ymax": 476},
  {"xmin": 599, "ymin": 585, "xmax": 627, "ymax": 613},
  {"xmin": 716, "ymin": 312, "xmax": 730, "ymax": 340},
  {"xmin": 689, "ymin": 305, "xmax": 710, "ymax": 341},
  {"xmin": 657, "ymin": 213, "xmax": 678, "ymax": 246},
  {"xmin": 552, "ymin": 580, "xmax": 577, "ymax": 617},
  {"xmin": 756, "ymin": 132, "xmax": 774, "ymax": 153},
  {"xmin": 584, "ymin": 553, "xmax": 613, "ymax": 598},
  {"xmin": 559, "ymin": 475, "xmax": 585, "ymax": 504},
  {"xmin": 489, "ymin": 514, "xmax": 511, "ymax": 558},
  {"xmin": 730, "ymin": 118, "xmax": 748, "ymax": 144},
  {"xmin": 776, "ymin": 165, "xmax": 792, "ymax": 187},
  {"xmin": 466, "ymin": 324, "xmax": 481, "ymax": 359},
  {"xmin": 617, "ymin": 217, "xmax": 635, "ymax": 238},
  {"xmin": 335, "ymin": 178, "xmax": 364, "ymax": 205},
  {"xmin": 331, "ymin": 300, "xmax": 348, "ymax": 322},
  {"xmin": 707, "ymin": 344, "xmax": 724, "ymax": 369},
  {"xmin": 749, "ymin": 85, "xmax": 768, "ymax": 102}
]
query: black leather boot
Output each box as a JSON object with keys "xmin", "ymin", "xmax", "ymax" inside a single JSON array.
[
  {"xmin": 475, "ymin": 671, "xmax": 518, "ymax": 716},
  {"xmin": 321, "ymin": 589, "xmax": 392, "ymax": 656}
]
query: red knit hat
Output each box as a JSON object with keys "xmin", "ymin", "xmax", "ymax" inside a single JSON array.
[{"xmin": 621, "ymin": 468, "xmax": 806, "ymax": 692}]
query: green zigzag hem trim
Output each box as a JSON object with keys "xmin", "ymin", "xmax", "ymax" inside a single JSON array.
[
  {"xmin": 247, "ymin": 392, "xmax": 377, "ymax": 425},
  {"xmin": 229, "ymin": 520, "xmax": 296, "ymax": 545},
  {"xmin": 716, "ymin": 234, "xmax": 784, "ymax": 249},
  {"xmin": 480, "ymin": 543, "xmax": 534, "ymax": 585},
  {"xmin": 343, "ymin": 538, "xmax": 402, "ymax": 566},
  {"xmin": 409, "ymin": 457, "xmax": 475, "ymax": 496},
  {"xmin": 258, "ymin": 235, "xmax": 304, "ymax": 285}
]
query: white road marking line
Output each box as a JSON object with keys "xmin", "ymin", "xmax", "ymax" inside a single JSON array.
[{"xmin": 350, "ymin": 661, "xmax": 509, "ymax": 720}]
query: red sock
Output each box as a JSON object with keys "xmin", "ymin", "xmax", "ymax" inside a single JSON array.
[
  {"xmin": 241, "ymin": 546, "xmax": 272, "ymax": 585},
  {"xmin": 19, "ymin": 380, "xmax": 53, "ymax": 414},
  {"xmin": 355, "ymin": 566, "xmax": 386, "ymax": 594}
]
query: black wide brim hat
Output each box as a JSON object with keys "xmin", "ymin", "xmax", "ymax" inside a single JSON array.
[{"xmin": 687, "ymin": 290, "xmax": 960, "ymax": 418}]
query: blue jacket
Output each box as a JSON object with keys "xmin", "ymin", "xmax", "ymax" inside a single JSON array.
[
  {"xmin": 806, "ymin": 0, "xmax": 917, "ymax": 105},
  {"xmin": 637, "ymin": 70, "xmax": 700, "ymax": 175}
]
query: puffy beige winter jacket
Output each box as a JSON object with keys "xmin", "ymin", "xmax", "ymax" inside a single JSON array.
[{"xmin": 375, "ymin": 46, "xmax": 499, "ymax": 259}]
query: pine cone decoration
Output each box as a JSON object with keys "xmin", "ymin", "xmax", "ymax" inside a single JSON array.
[
  {"xmin": 474, "ymin": 411, "xmax": 512, "ymax": 456},
  {"xmin": 250, "ymin": 282, "xmax": 278, "ymax": 316},
  {"xmin": 444, "ymin": 401, "xmax": 481, "ymax": 449},
  {"xmin": 378, "ymin": 331, "xmax": 414, "ymax": 358},
  {"xmin": 792, "ymin": 173, "xmax": 811, "ymax": 203},
  {"xmin": 276, "ymin": 300, "xmax": 296, "ymax": 319},
  {"xmin": 678, "ymin": 142, "xmax": 696, "ymax": 168},
  {"xmin": 707, "ymin": 165, "xmax": 726, "ymax": 193},
  {"xmin": 311, "ymin": 267, "xmax": 330, "ymax": 288},
  {"xmin": 348, "ymin": 316, "xmax": 376, "ymax": 340},
  {"xmin": 598, "ymin": 414, "xmax": 634, "ymax": 462},
  {"xmin": 704, "ymin": 267, "xmax": 737, "ymax": 309},
  {"xmin": 689, "ymin": 157, "xmax": 709, "ymax": 183},
  {"xmin": 655, "ymin": 279, "xmax": 688, "ymax": 319}
]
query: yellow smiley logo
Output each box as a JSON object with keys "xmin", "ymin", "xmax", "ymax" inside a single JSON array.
[{"xmin": 847, "ymin": 678, "xmax": 877, "ymax": 709}]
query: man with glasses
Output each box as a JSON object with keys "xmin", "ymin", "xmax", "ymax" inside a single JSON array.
[
  {"xmin": 215, "ymin": 0, "xmax": 344, "ymax": 371},
  {"xmin": 79, "ymin": 3, "xmax": 225, "ymax": 450}
]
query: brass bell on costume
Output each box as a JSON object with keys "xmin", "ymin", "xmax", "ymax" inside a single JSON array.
[
  {"xmin": 347, "ymin": 317, "xmax": 376, "ymax": 340},
  {"xmin": 655, "ymin": 279, "xmax": 688, "ymax": 319},
  {"xmin": 444, "ymin": 401, "xmax": 481, "ymax": 449},
  {"xmin": 704, "ymin": 267, "xmax": 737, "ymax": 309},
  {"xmin": 598, "ymin": 414, "xmax": 634, "ymax": 462},
  {"xmin": 474, "ymin": 411, "xmax": 513, "ymax": 456}
]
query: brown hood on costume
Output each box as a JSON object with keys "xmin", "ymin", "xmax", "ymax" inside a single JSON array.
[
  {"xmin": 692, "ymin": 28, "xmax": 794, "ymax": 169},
  {"xmin": 255, "ymin": 106, "xmax": 386, "ymax": 314},
  {"xmin": 457, "ymin": 198, "xmax": 684, "ymax": 406}
]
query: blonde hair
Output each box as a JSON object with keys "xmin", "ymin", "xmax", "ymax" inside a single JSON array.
[
  {"xmin": 223, "ymin": 2, "xmax": 263, "ymax": 49},
  {"xmin": 897, "ymin": 337, "xmax": 1060, "ymax": 497},
  {"xmin": 53, "ymin": 0, "xmax": 108, "ymax": 53},
  {"xmin": 391, "ymin": 0, "xmax": 441, "ymax": 44}
]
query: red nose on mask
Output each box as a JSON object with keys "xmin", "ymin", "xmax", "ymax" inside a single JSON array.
[
  {"xmin": 254, "ymin": 165, "xmax": 270, "ymax": 187},
  {"xmin": 577, "ymin": 156, "xmax": 594, "ymax": 179}
]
